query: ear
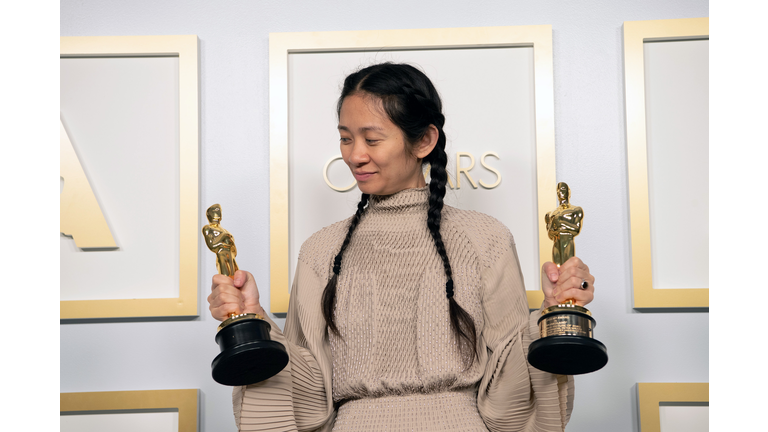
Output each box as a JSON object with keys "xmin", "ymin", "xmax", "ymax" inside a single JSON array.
[{"xmin": 413, "ymin": 125, "xmax": 439, "ymax": 159}]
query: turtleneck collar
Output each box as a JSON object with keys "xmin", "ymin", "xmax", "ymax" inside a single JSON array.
[{"xmin": 367, "ymin": 187, "xmax": 429, "ymax": 214}]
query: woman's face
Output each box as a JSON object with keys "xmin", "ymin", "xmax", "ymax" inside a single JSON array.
[{"xmin": 338, "ymin": 94, "xmax": 426, "ymax": 196}]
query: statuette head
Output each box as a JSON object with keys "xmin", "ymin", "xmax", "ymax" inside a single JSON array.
[{"xmin": 206, "ymin": 204, "xmax": 222, "ymax": 223}]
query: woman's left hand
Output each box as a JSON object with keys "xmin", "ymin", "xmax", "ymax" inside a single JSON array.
[{"xmin": 540, "ymin": 257, "xmax": 595, "ymax": 309}]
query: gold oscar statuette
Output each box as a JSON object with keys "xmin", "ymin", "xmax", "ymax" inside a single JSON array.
[
  {"xmin": 203, "ymin": 204, "xmax": 288, "ymax": 386},
  {"xmin": 527, "ymin": 183, "xmax": 608, "ymax": 375}
]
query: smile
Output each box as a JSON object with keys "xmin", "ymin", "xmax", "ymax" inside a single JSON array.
[{"xmin": 353, "ymin": 172, "xmax": 375, "ymax": 181}]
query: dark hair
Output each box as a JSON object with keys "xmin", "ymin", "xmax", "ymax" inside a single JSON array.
[{"xmin": 322, "ymin": 63, "xmax": 477, "ymax": 366}]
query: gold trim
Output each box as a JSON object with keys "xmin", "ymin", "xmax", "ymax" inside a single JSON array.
[
  {"xmin": 623, "ymin": 18, "xmax": 709, "ymax": 308},
  {"xmin": 542, "ymin": 303, "xmax": 592, "ymax": 316},
  {"xmin": 61, "ymin": 389, "xmax": 198, "ymax": 432},
  {"xmin": 60, "ymin": 35, "xmax": 200, "ymax": 319},
  {"xmin": 218, "ymin": 312, "xmax": 265, "ymax": 331},
  {"xmin": 269, "ymin": 26, "xmax": 556, "ymax": 312},
  {"xmin": 637, "ymin": 383, "xmax": 708, "ymax": 432}
]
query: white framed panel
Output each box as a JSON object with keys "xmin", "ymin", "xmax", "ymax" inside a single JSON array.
[
  {"xmin": 623, "ymin": 18, "xmax": 709, "ymax": 308},
  {"xmin": 60, "ymin": 389, "xmax": 198, "ymax": 432},
  {"xmin": 644, "ymin": 39, "xmax": 709, "ymax": 290},
  {"xmin": 61, "ymin": 411, "xmax": 179, "ymax": 432},
  {"xmin": 659, "ymin": 405, "xmax": 709, "ymax": 432},
  {"xmin": 61, "ymin": 56, "xmax": 180, "ymax": 301},
  {"xmin": 60, "ymin": 36, "xmax": 199, "ymax": 319},
  {"xmin": 637, "ymin": 383, "xmax": 708, "ymax": 432},
  {"xmin": 270, "ymin": 26, "xmax": 557, "ymax": 313}
]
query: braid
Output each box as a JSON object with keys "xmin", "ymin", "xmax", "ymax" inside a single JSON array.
[
  {"xmin": 424, "ymin": 135, "xmax": 478, "ymax": 367},
  {"xmin": 425, "ymin": 143, "xmax": 450, "ymax": 278},
  {"xmin": 322, "ymin": 194, "xmax": 370, "ymax": 337}
]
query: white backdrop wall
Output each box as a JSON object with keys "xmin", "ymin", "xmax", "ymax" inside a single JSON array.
[{"xmin": 60, "ymin": 1, "xmax": 709, "ymax": 431}]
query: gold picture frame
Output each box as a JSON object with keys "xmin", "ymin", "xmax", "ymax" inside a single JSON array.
[
  {"xmin": 269, "ymin": 26, "xmax": 557, "ymax": 313},
  {"xmin": 60, "ymin": 35, "xmax": 199, "ymax": 319},
  {"xmin": 637, "ymin": 383, "xmax": 708, "ymax": 432},
  {"xmin": 61, "ymin": 389, "xmax": 198, "ymax": 432},
  {"xmin": 623, "ymin": 18, "xmax": 709, "ymax": 308}
]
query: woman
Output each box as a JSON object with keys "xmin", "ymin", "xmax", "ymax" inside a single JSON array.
[{"xmin": 209, "ymin": 63, "xmax": 596, "ymax": 431}]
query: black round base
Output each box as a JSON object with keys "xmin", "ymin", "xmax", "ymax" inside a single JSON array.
[
  {"xmin": 212, "ymin": 318, "xmax": 289, "ymax": 386},
  {"xmin": 527, "ymin": 335, "xmax": 608, "ymax": 375},
  {"xmin": 212, "ymin": 339, "xmax": 289, "ymax": 386}
]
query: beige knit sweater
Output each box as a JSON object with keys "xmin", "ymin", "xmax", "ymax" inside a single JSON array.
[{"xmin": 233, "ymin": 188, "xmax": 574, "ymax": 431}]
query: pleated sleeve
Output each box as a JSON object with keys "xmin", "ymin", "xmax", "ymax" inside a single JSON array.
[
  {"xmin": 476, "ymin": 237, "xmax": 575, "ymax": 432},
  {"xmin": 232, "ymin": 257, "xmax": 335, "ymax": 432}
]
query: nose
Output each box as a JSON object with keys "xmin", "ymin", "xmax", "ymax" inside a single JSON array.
[{"xmin": 347, "ymin": 139, "xmax": 370, "ymax": 166}]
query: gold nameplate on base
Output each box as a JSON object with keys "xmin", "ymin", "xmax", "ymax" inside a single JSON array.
[
  {"xmin": 539, "ymin": 304, "xmax": 593, "ymax": 338},
  {"xmin": 527, "ymin": 183, "xmax": 608, "ymax": 375}
]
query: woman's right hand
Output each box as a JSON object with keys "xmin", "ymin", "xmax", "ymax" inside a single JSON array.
[{"xmin": 208, "ymin": 270, "xmax": 266, "ymax": 321}]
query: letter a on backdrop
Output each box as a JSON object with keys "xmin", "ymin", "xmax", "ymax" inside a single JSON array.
[{"xmin": 60, "ymin": 120, "xmax": 117, "ymax": 249}]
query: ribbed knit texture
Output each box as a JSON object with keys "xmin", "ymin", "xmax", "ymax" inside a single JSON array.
[{"xmin": 234, "ymin": 187, "xmax": 574, "ymax": 432}]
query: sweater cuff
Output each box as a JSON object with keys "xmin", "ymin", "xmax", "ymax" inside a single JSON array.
[
  {"xmin": 525, "ymin": 308, "xmax": 575, "ymax": 430},
  {"xmin": 528, "ymin": 308, "xmax": 543, "ymax": 342},
  {"xmin": 261, "ymin": 313, "xmax": 288, "ymax": 345},
  {"xmin": 231, "ymin": 313, "xmax": 298, "ymax": 431}
]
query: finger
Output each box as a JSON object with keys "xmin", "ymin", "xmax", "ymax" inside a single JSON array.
[
  {"xmin": 560, "ymin": 256, "xmax": 590, "ymax": 273},
  {"xmin": 211, "ymin": 274, "xmax": 235, "ymax": 290},
  {"xmin": 560, "ymin": 291, "xmax": 593, "ymax": 307},
  {"xmin": 210, "ymin": 283, "xmax": 243, "ymax": 300},
  {"xmin": 210, "ymin": 303, "xmax": 244, "ymax": 320},
  {"xmin": 553, "ymin": 276, "xmax": 595, "ymax": 305},
  {"xmin": 208, "ymin": 288, "xmax": 246, "ymax": 308},
  {"xmin": 233, "ymin": 270, "xmax": 256, "ymax": 289},
  {"xmin": 209, "ymin": 300, "xmax": 245, "ymax": 316},
  {"xmin": 555, "ymin": 264, "xmax": 594, "ymax": 289},
  {"xmin": 555, "ymin": 273, "xmax": 594, "ymax": 294},
  {"xmin": 233, "ymin": 270, "xmax": 246, "ymax": 288},
  {"xmin": 556, "ymin": 272, "xmax": 595, "ymax": 294},
  {"xmin": 541, "ymin": 261, "xmax": 559, "ymax": 283},
  {"xmin": 560, "ymin": 257, "xmax": 587, "ymax": 273},
  {"xmin": 209, "ymin": 290, "xmax": 245, "ymax": 306},
  {"xmin": 208, "ymin": 302, "xmax": 245, "ymax": 319},
  {"xmin": 553, "ymin": 287, "xmax": 592, "ymax": 305}
]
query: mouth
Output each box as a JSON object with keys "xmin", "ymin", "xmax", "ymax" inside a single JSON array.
[{"xmin": 353, "ymin": 171, "xmax": 375, "ymax": 181}]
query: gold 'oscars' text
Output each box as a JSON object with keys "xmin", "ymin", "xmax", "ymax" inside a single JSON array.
[{"xmin": 323, "ymin": 151, "xmax": 502, "ymax": 192}]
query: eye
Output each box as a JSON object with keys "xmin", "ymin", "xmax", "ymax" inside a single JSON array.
[{"xmin": 339, "ymin": 137, "xmax": 351, "ymax": 144}]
